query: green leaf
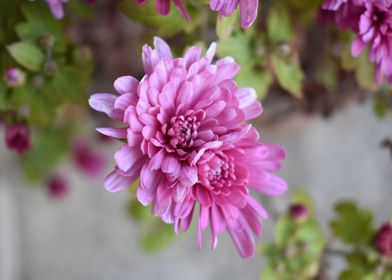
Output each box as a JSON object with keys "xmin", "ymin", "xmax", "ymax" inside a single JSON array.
[
  {"xmin": 217, "ymin": 33, "xmax": 253, "ymax": 65},
  {"xmin": 7, "ymin": 41, "xmax": 44, "ymax": 71},
  {"xmin": 275, "ymin": 217, "xmax": 295, "ymax": 246},
  {"xmin": 330, "ymin": 201, "xmax": 375, "ymax": 245},
  {"xmin": 356, "ymin": 51, "xmax": 377, "ymax": 91},
  {"xmin": 374, "ymin": 95, "xmax": 389, "ymax": 119},
  {"xmin": 142, "ymin": 221, "xmax": 175, "ymax": 252},
  {"xmin": 272, "ymin": 54, "xmax": 304, "ymax": 98},
  {"xmin": 267, "ymin": 8, "xmax": 292, "ymax": 43},
  {"xmin": 236, "ymin": 67, "xmax": 273, "ymax": 100}
]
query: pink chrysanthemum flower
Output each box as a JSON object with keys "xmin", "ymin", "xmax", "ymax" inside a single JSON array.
[
  {"xmin": 89, "ymin": 37, "xmax": 287, "ymax": 258},
  {"xmin": 322, "ymin": 0, "xmax": 392, "ymax": 83},
  {"xmin": 137, "ymin": 0, "xmax": 190, "ymax": 20},
  {"xmin": 351, "ymin": 0, "xmax": 392, "ymax": 83},
  {"xmin": 210, "ymin": 0, "xmax": 258, "ymax": 29},
  {"xmin": 46, "ymin": 0, "xmax": 69, "ymax": 19}
]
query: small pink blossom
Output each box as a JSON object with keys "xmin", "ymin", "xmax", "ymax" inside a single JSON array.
[
  {"xmin": 89, "ymin": 37, "xmax": 287, "ymax": 258},
  {"xmin": 46, "ymin": 0, "xmax": 69, "ymax": 19},
  {"xmin": 5, "ymin": 123, "xmax": 31, "ymax": 154},
  {"xmin": 73, "ymin": 141, "xmax": 105, "ymax": 177}
]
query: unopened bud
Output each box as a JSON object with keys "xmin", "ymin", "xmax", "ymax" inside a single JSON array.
[
  {"xmin": 289, "ymin": 204, "xmax": 309, "ymax": 222},
  {"xmin": 375, "ymin": 222, "xmax": 392, "ymax": 259},
  {"xmin": 44, "ymin": 60, "xmax": 58, "ymax": 76}
]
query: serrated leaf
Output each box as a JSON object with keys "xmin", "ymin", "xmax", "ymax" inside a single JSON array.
[
  {"xmin": 330, "ymin": 201, "xmax": 375, "ymax": 245},
  {"xmin": 7, "ymin": 41, "xmax": 44, "ymax": 71},
  {"xmin": 272, "ymin": 54, "xmax": 304, "ymax": 98}
]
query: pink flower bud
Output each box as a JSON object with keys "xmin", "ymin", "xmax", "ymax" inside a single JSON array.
[
  {"xmin": 5, "ymin": 123, "xmax": 31, "ymax": 154},
  {"xmin": 289, "ymin": 204, "xmax": 309, "ymax": 222},
  {"xmin": 47, "ymin": 176, "xmax": 69, "ymax": 199},
  {"xmin": 375, "ymin": 222, "xmax": 392, "ymax": 259}
]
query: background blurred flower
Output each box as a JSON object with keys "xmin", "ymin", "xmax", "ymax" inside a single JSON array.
[
  {"xmin": 5, "ymin": 123, "xmax": 31, "ymax": 154},
  {"xmin": 89, "ymin": 37, "xmax": 287, "ymax": 258},
  {"xmin": 3, "ymin": 67, "xmax": 26, "ymax": 88},
  {"xmin": 289, "ymin": 203, "xmax": 309, "ymax": 222},
  {"xmin": 47, "ymin": 175, "xmax": 69, "ymax": 199},
  {"xmin": 375, "ymin": 222, "xmax": 392, "ymax": 259},
  {"xmin": 210, "ymin": 0, "xmax": 258, "ymax": 29},
  {"xmin": 73, "ymin": 141, "xmax": 105, "ymax": 177},
  {"xmin": 322, "ymin": 0, "xmax": 392, "ymax": 83}
]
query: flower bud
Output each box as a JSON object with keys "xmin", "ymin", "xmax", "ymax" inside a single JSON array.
[
  {"xmin": 3, "ymin": 67, "xmax": 26, "ymax": 88},
  {"xmin": 289, "ymin": 204, "xmax": 309, "ymax": 222},
  {"xmin": 47, "ymin": 175, "xmax": 69, "ymax": 199},
  {"xmin": 375, "ymin": 222, "xmax": 392, "ymax": 259},
  {"xmin": 5, "ymin": 123, "xmax": 31, "ymax": 154},
  {"xmin": 44, "ymin": 61, "xmax": 58, "ymax": 76}
]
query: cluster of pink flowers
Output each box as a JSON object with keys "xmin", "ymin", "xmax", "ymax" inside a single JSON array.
[
  {"xmin": 89, "ymin": 37, "xmax": 287, "ymax": 258},
  {"xmin": 322, "ymin": 0, "xmax": 392, "ymax": 83},
  {"xmin": 143, "ymin": 0, "xmax": 258, "ymax": 29}
]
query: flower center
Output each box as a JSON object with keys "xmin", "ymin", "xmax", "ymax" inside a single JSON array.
[
  {"xmin": 201, "ymin": 153, "xmax": 236, "ymax": 195},
  {"xmin": 168, "ymin": 114, "xmax": 199, "ymax": 149},
  {"xmin": 161, "ymin": 110, "xmax": 206, "ymax": 157}
]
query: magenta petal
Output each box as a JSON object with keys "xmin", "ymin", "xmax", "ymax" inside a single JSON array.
[
  {"xmin": 114, "ymin": 145, "xmax": 142, "ymax": 172},
  {"xmin": 88, "ymin": 94, "xmax": 116, "ymax": 116},
  {"xmin": 227, "ymin": 222, "xmax": 255, "ymax": 258},
  {"xmin": 114, "ymin": 76, "xmax": 139, "ymax": 95},
  {"xmin": 96, "ymin": 127, "xmax": 127, "ymax": 139},
  {"xmin": 104, "ymin": 170, "xmax": 134, "ymax": 192},
  {"xmin": 179, "ymin": 165, "xmax": 198, "ymax": 187},
  {"xmin": 351, "ymin": 37, "xmax": 366, "ymax": 57},
  {"xmin": 239, "ymin": 0, "xmax": 258, "ymax": 29}
]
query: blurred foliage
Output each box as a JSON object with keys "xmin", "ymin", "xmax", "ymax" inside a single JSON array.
[
  {"xmin": 1, "ymin": 0, "xmax": 94, "ymax": 185},
  {"xmin": 261, "ymin": 190, "xmax": 392, "ymax": 279}
]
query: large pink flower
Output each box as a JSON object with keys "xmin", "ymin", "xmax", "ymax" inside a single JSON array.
[
  {"xmin": 210, "ymin": 0, "xmax": 259, "ymax": 29},
  {"xmin": 89, "ymin": 37, "xmax": 287, "ymax": 258}
]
